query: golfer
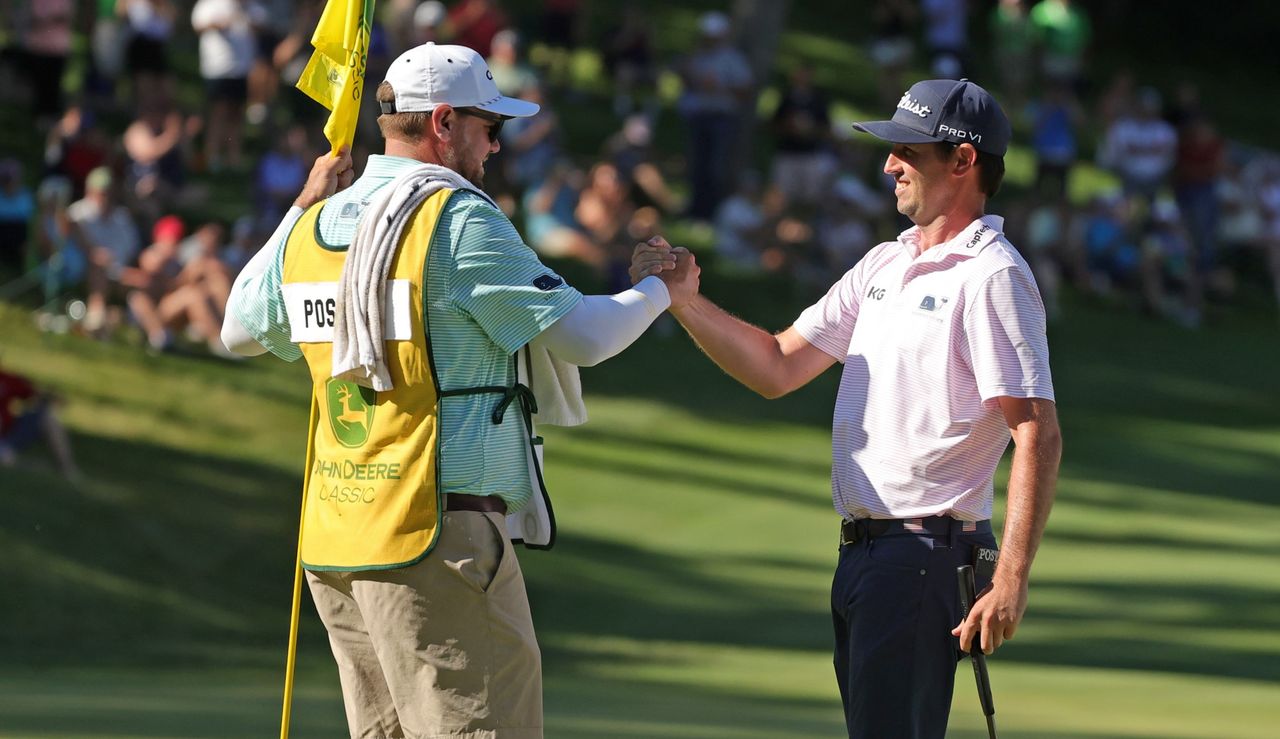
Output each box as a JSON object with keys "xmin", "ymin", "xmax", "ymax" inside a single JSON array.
[
  {"xmin": 221, "ymin": 43, "xmax": 688, "ymax": 738},
  {"xmin": 634, "ymin": 79, "xmax": 1061, "ymax": 738}
]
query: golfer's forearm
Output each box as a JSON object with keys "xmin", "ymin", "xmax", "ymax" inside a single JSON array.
[
  {"xmin": 996, "ymin": 421, "xmax": 1062, "ymax": 586},
  {"xmin": 671, "ymin": 295, "xmax": 791, "ymax": 399}
]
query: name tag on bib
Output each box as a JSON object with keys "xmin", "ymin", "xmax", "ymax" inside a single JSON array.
[{"xmin": 282, "ymin": 280, "xmax": 413, "ymax": 344}]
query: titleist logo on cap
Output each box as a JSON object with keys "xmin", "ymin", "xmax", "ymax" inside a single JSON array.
[{"xmin": 897, "ymin": 93, "xmax": 932, "ymax": 118}]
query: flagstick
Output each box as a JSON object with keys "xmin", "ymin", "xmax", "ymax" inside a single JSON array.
[{"xmin": 281, "ymin": 399, "xmax": 318, "ymax": 739}]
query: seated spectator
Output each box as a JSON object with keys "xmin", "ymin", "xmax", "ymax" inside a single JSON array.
[
  {"xmin": 499, "ymin": 83, "xmax": 560, "ymax": 194},
  {"xmin": 521, "ymin": 162, "xmax": 605, "ymax": 269},
  {"xmin": 68, "ymin": 167, "xmax": 141, "ymax": 334},
  {"xmin": 1078, "ymin": 192, "xmax": 1141, "ymax": 297},
  {"xmin": 603, "ymin": 114, "xmax": 679, "ymax": 213},
  {"xmin": 1140, "ymin": 199, "xmax": 1200, "ymax": 326},
  {"xmin": 178, "ymin": 220, "xmax": 233, "ymax": 312},
  {"xmin": 0, "ymin": 159, "xmax": 35, "ymax": 275},
  {"xmin": 713, "ymin": 171, "xmax": 768, "ymax": 271},
  {"xmin": 770, "ymin": 64, "xmax": 836, "ymax": 207},
  {"xmin": 0, "ymin": 360, "xmax": 81, "ymax": 482},
  {"xmin": 254, "ymin": 124, "xmax": 310, "ymax": 229},
  {"xmin": 122, "ymin": 97, "xmax": 200, "ymax": 220},
  {"xmin": 33, "ymin": 177, "xmax": 88, "ymax": 297},
  {"xmin": 575, "ymin": 161, "xmax": 635, "ymax": 261},
  {"xmin": 819, "ymin": 177, "xmax": 880, "ymax": 272},
  {"xmin": 122, "ymin": 216, "xmax": 232, "ymax": 354}
]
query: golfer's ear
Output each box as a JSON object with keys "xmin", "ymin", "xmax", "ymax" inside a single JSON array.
[{"xmin": 955, "ymin": 144, "xmax": 978, "ymax": 177}]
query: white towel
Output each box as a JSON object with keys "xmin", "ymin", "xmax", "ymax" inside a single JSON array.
[
  {"xmin": 525, "ymin": 345, "xmax": 587, "ymax": 427},
  {"xmin": 331, "ymin": 164, "xmax": 497, "ymax": 391}
]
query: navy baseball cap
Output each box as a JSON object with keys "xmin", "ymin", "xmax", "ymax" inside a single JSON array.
[{"xmin": 852, "ymin": 79, "xmax": 1011, "ymax": 156}]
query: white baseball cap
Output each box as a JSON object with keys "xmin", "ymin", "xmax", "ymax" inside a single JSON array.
[{"xmin": 380, "ymin": 42, "xmax": 539, "ymax": 118}]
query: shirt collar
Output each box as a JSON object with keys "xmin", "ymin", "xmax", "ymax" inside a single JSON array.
[{"xmin": 896, "ymin": 215, "xmax": 1005, "ymax": 260}]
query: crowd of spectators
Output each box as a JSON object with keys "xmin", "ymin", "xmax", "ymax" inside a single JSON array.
[{"xmin": 1, "ymin": 0, "xmax": 1279, "ymax": 375}]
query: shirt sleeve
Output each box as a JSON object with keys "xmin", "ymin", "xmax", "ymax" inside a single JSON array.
[
  {"xmin": 446, "ymin": 197, "xmax": 583, "ymax": 354},
  {"xmin": 792, "ymin": 264, "xmax": 863, "ymax": 362},
  {"xmin": 227, "ymin": 206, "xmax": 305, "ymax": 362},
  {"xmin": 964, "ymin": 265, "xmax": 1055, "ymax": 402}
]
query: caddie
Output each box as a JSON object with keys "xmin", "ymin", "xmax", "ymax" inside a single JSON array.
[{"xmin": 221, "ymin": 43, "xmax": 689, "ymax": 738}]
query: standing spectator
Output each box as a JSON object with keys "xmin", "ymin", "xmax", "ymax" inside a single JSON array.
[
  {"xmin": 411, "ymin": 1, "xmax": 447, "ymax": 46},
  {"xmin": 254, "ymin": 124, "xmax": 310, "ymax": 230},
  {"xmin": 17, "ymin": 0, "xmax": 74, "ymax": 127},
  {"xmin": 44, "ymin": 106, "xmax": 111, "ymax": 198},
  {"xmin": 868, "ymin": 0, "xmax": 917, "ymax": 107},
  {"xmin": 1030, "ymin": 0, "xmax": 1090, "ymax": 93},
  {"xmin": 446, "ymin": 0, "xmax": 507, "ymax": 59},
  {"xmin": 1099, "ymin": 87, "xmax": 1177, "ymax": 206},
  {"xmin": 921, "ymin": 0, "xmax": 969, "ymax": 78},
  {"xmin": 1255, "ymin": 161, "xmax": 1280, "ymax": 320},
  {"xmin": 713, "ymin": 172, "xmax": 768, "ymax": 272},
  {"xmin": 68, "ymin": 167, "xmax": 141, "ymax": 334},
  {"xmin": 192, "ymin": 0, "xmax": 256, "ymax": 171},
  {"xmin": 989, "ymin": 0, "xmax": 1034, "ymax": 114},
  {"xmin": 677, "ymin": 11, "xmax": 753, "ymax": 221},
  {"xmin": 486, "ymin": 29, "xmax": 538, "ymax": 98},
  {"xmin": 537, "ymin": 0, "xmax": 583, "ymax": 90},
  {"xmin": 1029, "ymin": 83, "xmax": 1081, "ymax": 199},
  {"xmin": 770, "ymin": 64, "xmax": 835, "ymax": 207},
  {"xmin": 1174, "ymin": 114, "xmax": 1225, "ymax": 279},
  {"xmin": 0, "ymin": 159, "xmax": 35, "ymax": 275},
  {"xmin": 603, "ymin": 4, "xmax": 658, "ymax": 117},
  {"xmin": 122, "ymin": 97, "xmax": 200, "ymax": 220},
  {"xmin": 0, "ymin": 360, "xmax": 81, "ymax": 482},
  {"xmin": 120, "ymin": 0, "xmax": 177, "ymax": 109}
]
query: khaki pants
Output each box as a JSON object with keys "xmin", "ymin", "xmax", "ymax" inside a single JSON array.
[{"xmin": 306, "ymin": 511, "xmax": 542, "ymax": 739}]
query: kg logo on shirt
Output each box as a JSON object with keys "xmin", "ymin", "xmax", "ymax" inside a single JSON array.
[{"xmin": 533, "ymin": 274, "xmax": 564, "ymax": 291}]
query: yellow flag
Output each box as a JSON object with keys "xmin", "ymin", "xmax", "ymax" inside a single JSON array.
[{"xmin": 295, "ymin": 0, "xmax": 376, "ymax": 153}]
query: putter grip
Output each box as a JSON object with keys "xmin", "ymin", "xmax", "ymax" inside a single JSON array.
[{"xmin": 957, "ymin": 565, "xmax": 997, "ymax": 718}]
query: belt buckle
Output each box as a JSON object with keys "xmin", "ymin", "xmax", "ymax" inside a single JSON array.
[{"xmin": 839, "ymin": 519, "xmax": 862, "ymax": 547}]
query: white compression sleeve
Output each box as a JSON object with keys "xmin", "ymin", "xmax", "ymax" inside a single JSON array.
[
  {"xmin": 220, "ymin": 205, "xmax": 305, "ymax": 355},
  {"xmin": 533, "ymin": 276, "xmax": 671, "ymax": 366}
]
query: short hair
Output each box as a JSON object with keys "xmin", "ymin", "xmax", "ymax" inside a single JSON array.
[
  {"xmin": 375, "ymin": 81, "xmax": 433, "ymax": 141},
  {"xmin": 937, "ymin": 142, "xmax": 1005, "ymax": 198}
]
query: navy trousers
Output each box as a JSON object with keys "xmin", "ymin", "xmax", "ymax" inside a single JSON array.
[{"xmin": 831, "ymin": 522, "xmax": 998, "ymax": 738}]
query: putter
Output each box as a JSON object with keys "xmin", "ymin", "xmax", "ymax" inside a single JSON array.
[{"xmin": 957, "ymin": 564, "xmax": 999, "ymax": 739}]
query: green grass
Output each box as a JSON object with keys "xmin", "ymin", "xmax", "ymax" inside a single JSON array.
[{"xmin": 2, "ymin": 283, "xmax": 1279, "ymax": 737}]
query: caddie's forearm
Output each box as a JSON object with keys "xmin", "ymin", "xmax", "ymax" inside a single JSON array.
[
  {"xmin": 671, "ymin": 295, "xmax": 789, "ymax": 399},
  {"xmin": 535, "ymin": 277, "xmax": 671, "ymax": 366},
  {"xmin": 996, "ymin": 417, "xmax": 1062, "ymax": 587}
]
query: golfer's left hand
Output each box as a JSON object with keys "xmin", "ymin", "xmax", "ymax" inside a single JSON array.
[{"xmin": 952, "ymin": 577, "xmax": 1027, "ymax": 655}]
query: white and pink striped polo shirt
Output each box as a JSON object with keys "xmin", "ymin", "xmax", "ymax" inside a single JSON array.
[{"xmin": 794, "ymin": 215, "xmax": 1054, "ymax": 522}]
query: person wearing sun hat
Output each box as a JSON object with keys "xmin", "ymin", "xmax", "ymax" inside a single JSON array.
[
  {"xmin": 629, "ymin": 78, "xmax": 1060, "ymax": 738},
  {"xmin": 222, "ymin": 43, "xmax": 682, "ymax": 737}
]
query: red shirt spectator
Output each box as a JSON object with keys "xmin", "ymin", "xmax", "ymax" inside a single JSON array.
[
  {"xmin": 447, "ymin": 0, "xmax": 507, "ymax": 58},
  {"xmin": 0, "ymin": 369, "xmax": 37, "ymax": 437}
]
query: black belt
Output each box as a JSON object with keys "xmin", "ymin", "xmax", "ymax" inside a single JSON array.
[
  {"xmin": 839, "ymin": 516, "xmax": 990, "ymax": 547},
  {"xmin": 445, "ymin": 493, "xmax": 508, "ymax": 515}
]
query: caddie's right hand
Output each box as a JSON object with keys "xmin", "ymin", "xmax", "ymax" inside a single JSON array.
[{"xmin": 294, "ymin": 146, "xmax": 355, "ymax": 208}]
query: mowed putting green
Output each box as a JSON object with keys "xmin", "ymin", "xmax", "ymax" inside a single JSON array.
[{"xmin": 1, "ymin": 293, "xmax": 1277, "ymax": 738}]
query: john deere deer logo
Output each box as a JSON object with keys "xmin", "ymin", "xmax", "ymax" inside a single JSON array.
[{"xmin": 326, "ymin": 379, "xmax": 376, "ymax": 448}]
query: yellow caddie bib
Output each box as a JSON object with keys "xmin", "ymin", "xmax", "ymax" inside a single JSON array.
[{"xmin": 281, "ymin": 190, "xmax": 453, "ymax": 570}]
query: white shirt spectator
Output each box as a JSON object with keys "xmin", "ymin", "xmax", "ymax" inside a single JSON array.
[
  {"xmin": 1100, "ymin": 116, "xmax": 1177, "ymax": 187},
  {"xmin": 191, "ymin": 0, "xmax": 256, "ymax": 80}
]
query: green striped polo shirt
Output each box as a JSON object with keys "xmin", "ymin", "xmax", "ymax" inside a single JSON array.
[{"xmin": 232, "ymin": 154, "xmax": 582, "ymax": 509}]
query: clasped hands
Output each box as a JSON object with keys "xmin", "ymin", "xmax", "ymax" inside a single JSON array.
[{"xmin": 629, "ymin": 236, "xmax": 700, "ymax": 310}]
